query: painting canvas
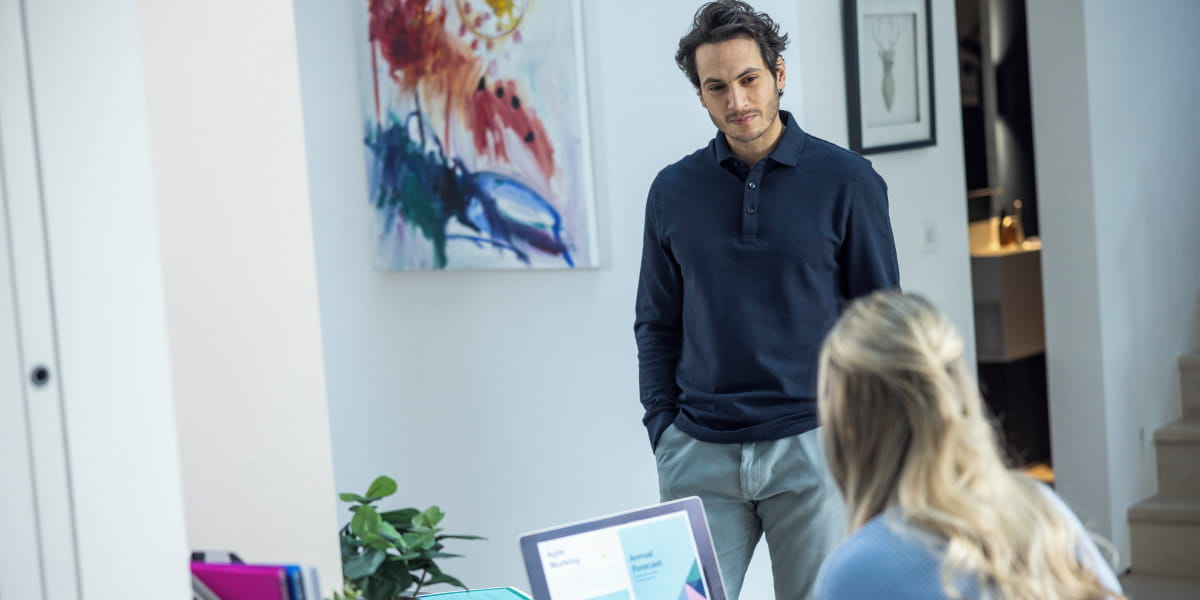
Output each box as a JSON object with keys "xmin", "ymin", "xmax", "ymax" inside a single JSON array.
[
  {"xmin": 356, "ymin": 0, "xmax": 597, "ymax": 270},
  {"xmin": 843, "ymin": 0, "xmax": 936, "ymax": 154}
]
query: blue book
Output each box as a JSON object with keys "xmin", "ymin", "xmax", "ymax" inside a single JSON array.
[
  {"xmin": 302, "ymin": 566, "xmax": 321, "ymax": 600},
  {"xmin": 283, "ymin": 565, "xmax": 304, "ymax": 600}
]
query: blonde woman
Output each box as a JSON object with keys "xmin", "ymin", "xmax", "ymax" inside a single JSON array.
[{"xmin": 814, "ymin": 291, "xmax": 1123, "ymax": 599}]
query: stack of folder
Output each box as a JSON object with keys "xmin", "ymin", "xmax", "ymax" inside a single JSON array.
[
  {"xmin": 191, "ymin": 563, "xmax": 530, "ymax": 599},
  {"xmin": 191, "ymin": 561, "xmax": 320, "ymax": 600}
]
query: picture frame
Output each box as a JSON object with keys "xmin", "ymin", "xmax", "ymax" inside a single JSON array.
[
  {"xmin": 843, "ymin": 0, "xmax": 936, "ymax": 154},
  {"xmin": 354, "ymin": 0, "xmax": 599, "ymax": 270}
]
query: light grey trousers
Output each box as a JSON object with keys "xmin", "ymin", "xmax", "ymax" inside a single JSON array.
[{"xmin": 654, "ymin": 425, "xmax": 846, "ymax": 600}]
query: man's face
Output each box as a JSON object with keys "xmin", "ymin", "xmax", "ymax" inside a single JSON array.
[{"xmin": 694, "ymin": 36, "xmax": 786, "ymax": 146}]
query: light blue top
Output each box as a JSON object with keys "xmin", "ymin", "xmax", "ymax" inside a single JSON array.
[{"xmin": 814, "ymin": 487, "xmax": 1122, "ymax": 600}]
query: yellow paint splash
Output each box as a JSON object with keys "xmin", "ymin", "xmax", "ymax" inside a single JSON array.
[
  {"xmin": 485, "ymin": 0, "xmax": 516, "ymax": 20},
  {"xmin": 456, "ymin": 0, "xmax": 532, "ymax": 41}
]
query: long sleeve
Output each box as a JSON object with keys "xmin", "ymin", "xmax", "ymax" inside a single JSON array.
[
  {"xmin": 632, "ymin": 118, "xmax": 889, "ymax": 446},
  {"xmin": 839, "ymin": 170, "xmax": 901, "ymax": 300},
  {"xmin": 1041, "ymin": 487, "xmax": 1124, "ymax": 597},
  {"xmin": 814, "ymin": 516, "xmax": 957, "ymax": 600},
  {"xmin": 633, "ymin": 187, "xmax": 683, "ymax": 450}
]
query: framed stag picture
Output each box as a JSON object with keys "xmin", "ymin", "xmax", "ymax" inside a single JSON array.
[
  {"xmin": 843, "ymin": 0, "xmax": 936, "ymax": 154},
  {"xmin": 355, "ymin": 0, "xmax": 598, "ymax": 270}
]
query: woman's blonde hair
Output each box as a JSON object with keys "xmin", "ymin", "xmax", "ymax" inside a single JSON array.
[{"xmin": 817, "ymin": 291, "xmax": 1121, "ymax": 599}]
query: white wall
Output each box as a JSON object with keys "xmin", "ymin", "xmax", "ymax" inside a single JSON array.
[
  {"xmin": 1026, "ymin": 0, "xmax": 1114, "ymax": 555},
  {"xmin": 139, "ymin": 0, "xmax": 342, "ymax": 590},
  {"xmin": 1029, "ymin": 0, "xmax": 1200, "ymax": 568},
  {"xmin": 796, "ymin": 0, "xmax": 975, "ymax": 362},
  {"xmin": 294, "ymin": 0, "xmax": 972, "ymax": 597},
  {"xmin": 1087, "ymin": 2, "xmax": 1200, "ymax": 565}
]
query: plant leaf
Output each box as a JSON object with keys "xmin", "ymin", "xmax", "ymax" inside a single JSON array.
[
  {"xmin": 415, "ymin": 506, "xmax": 444, "ymax": 528},
  {"xmin": 378, "ymin": 560, "xmax": 417, "ymax": 584},
  {"xmin": 362, "ymin": 532, "xmax": 394, "ymax": 550},
  {"xmin": 438, "ymin": 534, "xmax": 486, "ymax": 541},
  {"xmin": 362, "ymin": 575, "xmax": 401, "ymax": 600},
  {"xmin": 425, "ymin": 572, "xmax": 467, "ymax": 589},
  {"xmin": 339, "ymin": 493, "xmax": 368, "ymax": 503},
  {"xmin": 380, "ymin": 508, "xmax": 419, "ymax": 528},
  {"xmin": 351, "ymin": 505, "xmax": 382, "ymax": 538},
  {"xmin": 364, "ymin": 476, "xmax": 398, "ymax": 500},
  {"xmin": 374, "ymin": 561, "xmax": 417, "ymax": 597},
  {"xmin": 404, "ymin": 530, "xmax": 437, "ymax": 551},
  {"xmin": 340, "ymin": 531, "xmax": 363, "ymax": 560},
  {"xmin": 343, "ymin": 548, "xmax": 386, "ymax": 580},
  {"xmin": 378, "ymin": 520, "xmax": 405, "ymax": 544}
]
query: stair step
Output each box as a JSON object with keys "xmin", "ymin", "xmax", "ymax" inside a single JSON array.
[
  {"xmin": 1155, "ymin": 419, "xmax": 1200, "ymax": 444},
  {"xmin": 1183, "ymin": 351, "xmax": 1200, "ymax": 419},
  {"xmin": 1129, "ymin": 496, "xmax": 1200, "ymax": 524},
  {"xmin": 1119, "ymin": 574, "xmax": 1200, "ymax": 599},
  {"xmin": 1158, "ymin": 443, "xmax": 1200, "ymax": 498},
  {"xmin": 1129, "ymin": 496, "xmax": 1200, "ymax": 577},
  {"xmin": 1155, "ymin": 422, "xmax": 1200, "ymax": 498},
  {"xmin": 1181, "ymin": 351, "xmax": 1200, "ymax": 368},
  {"xmin": 1129, "ymin": 353, "xmax": 1200, "ymax": 577}
]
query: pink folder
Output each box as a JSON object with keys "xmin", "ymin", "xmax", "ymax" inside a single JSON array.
[{"xmin": 191, "ymin": 562, "xmax": 290, "ymax": 600}]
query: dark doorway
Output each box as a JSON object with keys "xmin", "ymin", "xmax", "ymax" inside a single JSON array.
[{"xmin": 956, "ymin": 0, "xmax": 1051, "ymax": 477}]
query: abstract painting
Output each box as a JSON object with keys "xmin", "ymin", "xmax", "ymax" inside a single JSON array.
[
  {"xmin": 356, "ymin": 0, "xmax": 597, "ymax": 269},
  {"xmin": 843, "ymin": 0, "xmax": 936, "ymax": 154}
]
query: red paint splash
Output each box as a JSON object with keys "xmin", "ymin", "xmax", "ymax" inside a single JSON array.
[
  {"xmin": 368, "ymin": 0, "xmax": 556, "ymax": 182},
  {"xmin": 369, "ymin": 0, "xmax": 473, "ymax": 91},
  {"xmin": 468, "ymin": 78, "xmax": 555, "ymax": 179}
]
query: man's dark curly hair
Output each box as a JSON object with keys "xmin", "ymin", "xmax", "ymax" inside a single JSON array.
[{"xmin": 675, "ymin": 1, "xmax": 790, "ymax": 94}]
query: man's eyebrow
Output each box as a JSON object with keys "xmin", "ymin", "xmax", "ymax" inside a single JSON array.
[{"xmin": 701, "ymin": 67, "xmax": 764, "ymax": 86}]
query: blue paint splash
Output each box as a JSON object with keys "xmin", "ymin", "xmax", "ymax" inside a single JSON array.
[{"xmin": 365, "ymin": 111, "xmax": 573, "ymax": 268}]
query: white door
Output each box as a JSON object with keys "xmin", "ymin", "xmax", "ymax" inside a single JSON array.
[
  {"xmin": 0, "ymin": 0, "xmax": 82, "ymax": 597},
  {"xmin": 2, "ymin": 0, "xmax": 191, "ymax": 597}
]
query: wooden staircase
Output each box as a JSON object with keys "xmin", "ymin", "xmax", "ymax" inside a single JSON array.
[{"xmin": 1128, "ymin": 350, "xmax": 1200, "ymax": 577}]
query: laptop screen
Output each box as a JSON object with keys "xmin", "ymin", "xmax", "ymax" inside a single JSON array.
[{"xmin": 519, "ymin": 497, "xmax": 726, "ymax": 600}]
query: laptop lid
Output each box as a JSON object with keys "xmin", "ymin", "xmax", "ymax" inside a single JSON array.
[{"xmin": 519, "ymin": 496, "xmax": 726, "ymax": 600}]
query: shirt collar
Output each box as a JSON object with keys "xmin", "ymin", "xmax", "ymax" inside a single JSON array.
[{"xmin": 714, "ymin": 110, "xmax": 806, "ymax": 168}]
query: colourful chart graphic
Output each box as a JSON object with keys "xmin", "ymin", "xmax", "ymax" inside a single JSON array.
[
  {"xmin": 617, "ymin": 514, "xmax": 708, "ymax": 599},
  {"xmin": 536, "ymin": 511, "xmax": 710, "ymax": 600},
  {"xmin": 679, "ymin": 562, "xmax": 707, "ymax": 600}
]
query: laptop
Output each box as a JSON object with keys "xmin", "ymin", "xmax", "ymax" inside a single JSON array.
[{"xmin": 519, "ymin": 497, "xmax": 727, "ymax": 600}]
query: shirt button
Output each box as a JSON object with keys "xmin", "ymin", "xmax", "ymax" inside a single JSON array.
[
  {"xmin": 748, "ymin": 181, "xmax": 757, "ymax": 189},
  {"xmin": 746, "ymin": 206, "xmax": 756, "ymax": 215}
]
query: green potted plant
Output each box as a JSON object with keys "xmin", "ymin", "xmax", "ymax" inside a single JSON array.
[{"xmin": 333, "ymin": 476, "xmax": 483, "ymax": 600}]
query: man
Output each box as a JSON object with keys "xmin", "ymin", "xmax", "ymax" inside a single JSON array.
[{"xmin": 634, "ymin": 2, "xmax": 900, "ymax": 598}]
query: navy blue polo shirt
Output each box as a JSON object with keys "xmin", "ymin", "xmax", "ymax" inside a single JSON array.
[{"xmin": 634, "ymin": 111, "xmax": 900, "ymax": 449}]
